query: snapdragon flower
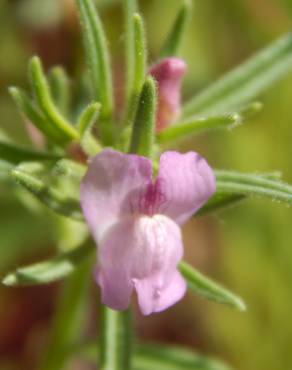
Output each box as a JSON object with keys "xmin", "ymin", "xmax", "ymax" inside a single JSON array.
[
  {"xmin": 149, "ymin": 57, "xmax": 186, "ymax": 132},
  {"xmin": 80, "ymin": 149, "xmax": 215, "ymax": 315}
]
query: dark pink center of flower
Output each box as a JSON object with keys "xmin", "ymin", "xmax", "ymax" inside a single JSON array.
[
  {"xmin": 141, "ymin": 180, "xmax": 167, "ymax": 215},
  {"xmin": 129, "ymin": 178, "xmax": 167, "ymax": 216}
]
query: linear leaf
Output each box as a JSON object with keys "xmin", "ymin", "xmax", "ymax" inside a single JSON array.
[
  {"xmin": 132, "ymin": 13, "xmax": 147, "ymax": 94},
  {"xmin": 183, "ymin": 33, "xmax": 292, "ymax": 117},
  {"xmin": 49, "ymin": 66, "xmax": 71, "ymax": 116},
  {"xmin": 77, "ymin": 102, "xmax": 101, "ymax": 136},
  {"xmin": 10, "ymin": 168, "xmax": 83, "ymax": 220},
  {"xmin": 77, "ymin": 102, "xmax": 102, "ymax": 155},
  {"xmin": 197, "ymin": 171, "xmax": 292, "ymax": 216},
  {"xmin": 216, "ymin": 181, "xmax": 292, "ymax": 205},
  {"xmin": 158, "ymin": 102, "xmax": 262, "ymax": 144},
  {"xmin": 76, "ymin": 0, "xmax": 113, "ymax": 143},
  {"xmin": 215, "ymin": 170, "xmax": 292, "ymax": 205},
  {"xmin": 179, "ymin": 261, "xmax": 246, "ymax": 311},
  {"xmin": 160, "ymin": 0, "xmax": 192, "ymax": 58},
  {"xmin": 197, "ymin": 193, "xmax": 246, "ymax": 216},
  {"xmin": 78, "ymin": 341, "xmax": 233, "ymax": 370},
  {"xmin": 2, "ymin": 242, "xmax": 93, "ymax": 286},
  {"xmin": 0, "ymin": 141, "xmax": 61, "ymax": 164},
  {"xmin": 29, "ymin": 57, "xmax": 79, "ymax": 141},
  {"xmin": 216, "ymin": 170, "xmax": 292, "ymax": 194},
  {"xmin": 123, "ymin": 0, "xmax": 138, "ymax": 103},
  {"xmin": 0, "ymin": 160, "xmax": 13, "ymax": 180},
  {"xmin": 129, "ymin": 77, "xmax": 157, "ymax": 157},
  {"xmin": 134, "ymin": 342, "xmax": 233, "ymax": 370},
  {"xmin": 9, "ymin": 87, "xmax": 66, "ymax": 145},
  {"xmin": 124, "ymin": 13, "xmax": 147, "ymax": 128}
]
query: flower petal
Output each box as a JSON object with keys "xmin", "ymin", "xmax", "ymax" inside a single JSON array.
[
  {"xmin": 149, "ymin": 58, "xmax": 186, "ymax": 132},
  {"xmin": 156, "ymin": 151, "xmax": 216, "ymax": 224},
  {"xmin": 135, "ymin": 271, "xmax": 186, "ymax": 315},
  {"xmin": 96, "ymin": 214, "xmax": 185, "ymax": 314},
  {"xmin": 80, "ymin": 149, "xmax": 152, "ymax": 242}
]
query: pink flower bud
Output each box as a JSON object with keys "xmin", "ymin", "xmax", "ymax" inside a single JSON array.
[{"xmin": 149, "ymin": 57, "xmax": 187, "ymax": 132}]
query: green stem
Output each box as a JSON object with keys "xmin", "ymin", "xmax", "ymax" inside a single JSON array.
[
  {"xmin": 99, "ymin": 306, "xmax": 133, "ymax": 370},
  {"xmin": 39, "ymin": 257, "xmax": 91, "ymax": 370}
]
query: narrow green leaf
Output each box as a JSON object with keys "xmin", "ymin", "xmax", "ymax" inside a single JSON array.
[
  {"xmin": 260, "ymin": 171, "xmax": 282, "ymax": 180},
  {"xmin": 0, "ymin": 160, "xmax": 13, "ymax": 180},
  {"xmin": 28, "ymin": 56, "xmax": 79, "ymax": 141},
  {"xmin": 2, "ymin": 242, "xmax": 93, "ymax": 286},
  {"xmin": 183, "ymin": 33, "xmax": 292, "ymax": 117},
  {"xmin": 76, "ymin": 0, "xmax": 114, "ymax": 142},
  {"xmin": 77, "ymin": 102, "xmax": 101, "ymax": 136},
  {"xmin": 157, "ymin": 102, "xmax": 262, "ymax": 144},
  {"xmin": 9, "ymin": 86, "xmax": 65, "ymax": 145},
  {"xmin": 216, "ymin": 181, "xmax": 292, "ymax": 205},
  {"xmin": 77, "ymin": 102, "xmax": 103, "ymax": 155},
  {"xmin": 160, "ymin": 0, "xmax": 192, "ymax": 58},
  {"xmin": 78, "ymin": 341, "xmax": 233, "ymax": 370},
  {"xmin": 158, "ymin": 115, "xmax": 236, "ymax": 143},
  {"xmin": 132, "ymin": 13, "xmax": 147, "ymax": 95},
  {"xmin": 10, "ymin": 168, "xmax": 83, "ymax": 220},
  {"xmin": 0, "ymin": 141, "xmax": 61, "ymax": 164},
  {"xmin": 179, "ymin": 261, "xmax": 246, "ymax": 311},
  {"xmin": 99, "ymin": 307, "xmax": 132, "ymax": 370},
  {"xmin": 196, "ymin": 193, "xmax": 246, "ymax": 216},
  {"xmin": 197, "ymin": 171, "xmax": 290, "ymax": 216},
  {"xmin": 123, "ymin": 0, "xmax": 138, "ymax": 103},
  {"xmin": 134, "ymin": 342, "xmax": 233, "ymax": 370},
  {"xmin": 215, "ymin": 170, "xmax": 292, "ymax": 194},
  {"xmin": 215, "ymin": 170, "xmax": 292, "ymax": 205},
  {"xmin": 129, "ymin": 77, "xmax": 157, "ymax": 157},
  {"xmin": 124, "ymin": 13, "xmax": 147, "ymax": 127},
  {"xmin": 49, "ymin": 66, "xmax": 71, "ymax": 116}
]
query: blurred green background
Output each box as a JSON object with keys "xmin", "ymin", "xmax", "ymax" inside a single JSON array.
[{"xmin": 0, "ymin": 0, "xmax": 292, "ymax": 369}]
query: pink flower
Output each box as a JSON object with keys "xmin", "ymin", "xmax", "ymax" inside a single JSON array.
[
  {"xmin": 80, "ymin": 149, "xmax": 215, "ymax": 315},
  {"xmin": 149, "ymin": 57, "xmax": 187, "ymax": 132}
]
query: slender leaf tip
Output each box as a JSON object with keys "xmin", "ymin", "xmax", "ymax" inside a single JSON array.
[
  {"xmin": 180, "ymin": 261, "xmax": 247, "ymax": 311},
  {"xmin": 8, "ymin": 86, "xmax": 18, "ymax": 97},
  {"xmin": 2, "ymin": 274, "xmax": 17, "ymax": 286},
  {"xmin": 29, "ymin": 55, "xmax": 42, "ymax": 76},
  {"xmin": 230, "ymin": 101, "xmax": 263, "ymax": 128},
  {"xmin": 183, "ymin": 0, "xmax": 192, "ymax": 11},
  {"xmin": 133, "ymin": 12, "xmax": 141, "ymax": 22}
]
